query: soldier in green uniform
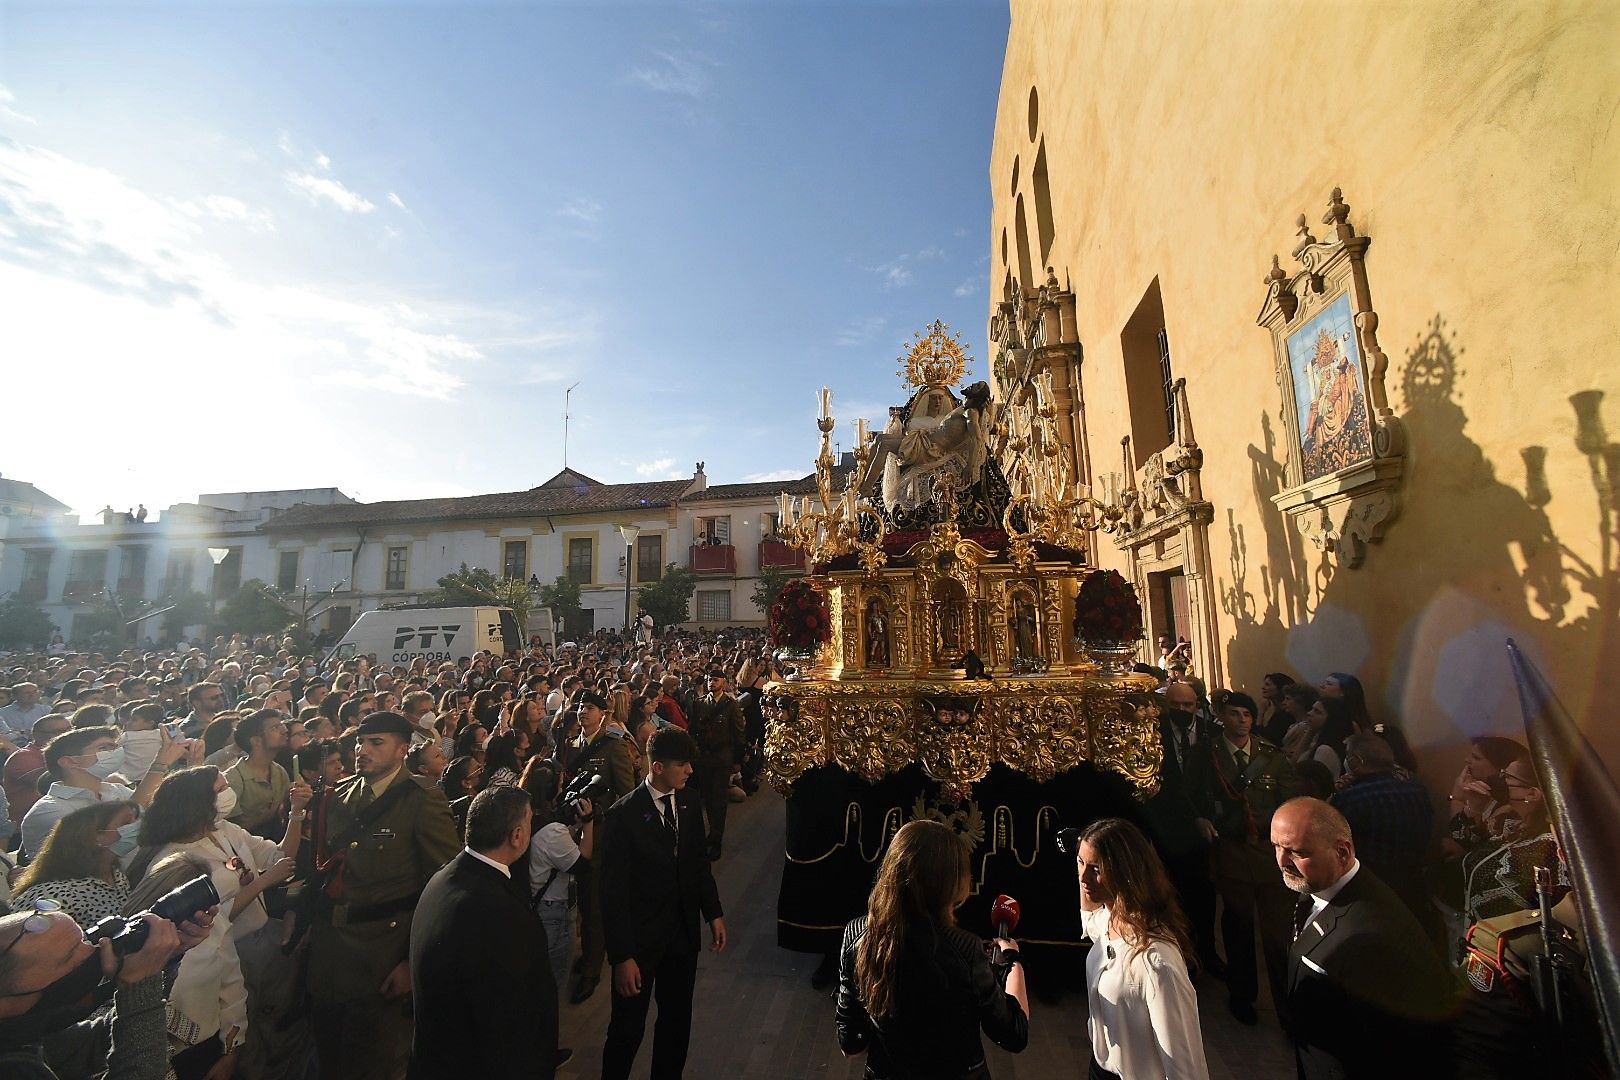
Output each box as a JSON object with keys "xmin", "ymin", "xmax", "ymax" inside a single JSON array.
[
  {"xmin": 567, "ymin": 690, "xmax": 636, "ymax": 1003},
  {"xmin": 305, "ymin": 711, "xmax": 459, "ymax": 1079},
  {"xmin": 687, "ymin": 670, "xmax": 746, "ymax": 862},
  {"xmin": 1184, "ymin": 689, "xmax": 1301, "ymax": 1026}
]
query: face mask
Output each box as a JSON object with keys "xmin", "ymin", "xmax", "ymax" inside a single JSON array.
[
  {"xmin": 0, "ymin": 952, "xmax": 112, "ymax": 1046},
  {"xmin": 107, "ymin": 818, "xmax": 140, "ymax": 859},
  {"xmin": 120, "ymin": 729, "xmax": 163, "ymax": 777},
  {"xmin": 85, "ymin": 746, "xmax": 126, "ymax": 780},
  {"xmin": 214, "ymin": 787, "xmax": 238, "ymax": 821}
]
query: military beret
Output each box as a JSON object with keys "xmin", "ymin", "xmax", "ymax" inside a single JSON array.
[
  {"xmin": 577, "ymin": 690, "xmax": 609, "ymax": 711},
  {"xmin": 354, "ymin": 710, "xmax": 416, "ymax": 737}
]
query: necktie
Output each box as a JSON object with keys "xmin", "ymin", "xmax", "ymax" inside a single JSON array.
[
  {"xmin": 1175, "ymin": 724, "xmax": 1190, "ymax": 766},
  {"xmin": 1293, "ymin": 894, "xmax": 1315, "ymax": 940},
  {"xmin": 1234, "ymin": 748, "xmax": 1249, "ymax": 771},
  {"xmin": 660, "ymin": 794, "xmax": 678, "ymax": 839},
  {"xmin": 356, "ymin": 783, "xmax": 375, "ymax": 811}
]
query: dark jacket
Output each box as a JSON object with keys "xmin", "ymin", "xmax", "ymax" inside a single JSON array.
[
  {"xmin": 408, "ymin": 851, "xmax": 557, "ymax": 1080},
  {"xmin": 687, "ymin": 692, "xmax": 746, "ymax": 764},
  {"xmin": 836, "ymin": 915, "xmax": 1028, "ymax": 1080},
  {"xmin": 1184, "ymin": 733, "xmax": 1299, "ymax": 848},
  {"xmin": 1144, "ymin": 709, "xmax": 1215, "ymax": 856},
  {"xmin": 1286, "ymin": 865, "xmax": 1456, "ymax": 1079},
  {"xmin": 599, "ymin": 783, "xmax": 723, "ymax": 966}
]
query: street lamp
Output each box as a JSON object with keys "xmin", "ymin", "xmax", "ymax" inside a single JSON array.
[
  {"xmin": 617, "ymin": 523, "xmax": 641, "ymax": 634},
  {"xmin": 207, "ymin": 547, "xmax": 230, "ymax": 626}
]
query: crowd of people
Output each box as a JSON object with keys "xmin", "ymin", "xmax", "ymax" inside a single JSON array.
[
  {"xmin": 0, "ymin": 625, "xmax": 1606, "ymax": 1080},
  {"xmin": 0, "ymin": 625, "xmax": 772, "ymax": 1079}
]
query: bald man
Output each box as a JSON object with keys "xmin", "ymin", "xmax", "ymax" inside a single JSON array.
[{"xmin": 1270, "ymin": 798, "xmax": 1456, "ymax": 1079}]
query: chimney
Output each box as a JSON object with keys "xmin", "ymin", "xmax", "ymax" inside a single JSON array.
[{"xmin": 685, "ymin": 461, "xmax": 708, "ymax": 496}]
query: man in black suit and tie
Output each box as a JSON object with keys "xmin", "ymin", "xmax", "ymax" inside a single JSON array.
[
  {"xmin": 600, "ymin": 726, "xmax": 727, "ymax": 1080},
  {"xmin": 1271, "ymin": 797, "xmax": 1456, "ymax": 1079},
  {"xmin": 408, "ymin": 786, "xmax": 559, "ymax": 1080},
  {"xmin": 1144, "ymin": 679, "xmax": 1222, "ymax": 977}
]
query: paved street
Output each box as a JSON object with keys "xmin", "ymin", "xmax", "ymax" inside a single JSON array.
[{"xmin": 556, "ymin": 785, "xmax": 1294, "ymax": 1079}]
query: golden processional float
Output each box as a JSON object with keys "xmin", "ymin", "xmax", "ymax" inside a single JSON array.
[{"xmin": 764, "ymin": 317, "xmax": 1162, "ymax": 956}]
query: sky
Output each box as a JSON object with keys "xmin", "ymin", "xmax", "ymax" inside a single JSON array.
[{"xmin": 0, "ymin": 0, "xmax": 1009, "ymax": 521}]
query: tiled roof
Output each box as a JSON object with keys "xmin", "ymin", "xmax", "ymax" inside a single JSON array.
[{"xmin": 263, "ymin": 478, "xmax": 692, "ymax": 530}]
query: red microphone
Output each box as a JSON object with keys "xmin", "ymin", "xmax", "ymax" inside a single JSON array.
[{"xmin": 991, "ymin": 894, "xmax": 1021, "ymax": 939}]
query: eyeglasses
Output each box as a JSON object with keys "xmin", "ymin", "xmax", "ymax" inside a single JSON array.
[{"xmin": 0, "ymin": 898, "xmax": 62, "ymax": 959}]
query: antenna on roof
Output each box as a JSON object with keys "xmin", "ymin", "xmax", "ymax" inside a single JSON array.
[{"xmin": 563, "ymin": 382, "xmax": 581, "ymax": 469}]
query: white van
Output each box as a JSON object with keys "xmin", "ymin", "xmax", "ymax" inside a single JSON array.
[{"xmin": 327, "ymin": 606, "xmax": 533, "ymax": 666}]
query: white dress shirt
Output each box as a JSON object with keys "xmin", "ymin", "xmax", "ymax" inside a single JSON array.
[
  {"xmin": 1301, "ymin": 859, "xmax": 1361, "ymax": 935},
  {"xmin": 645, "ymin": 775, "xmax": 677, "ymax": 828},
  {"xmin": 464, "ymin": 845, "xmax": 511, "ymax": 878},
  {"xmin": 1082, "ymin": 905, "xmax": 1211, "ymax": 1080}
]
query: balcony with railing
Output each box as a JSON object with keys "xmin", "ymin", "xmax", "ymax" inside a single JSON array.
[
  {"xmin": 758, "ymin": 538, "xmax": 805, "ymax": 572},
  {"xmin": 117, "ymin": 577, "xmax": 147, "ymax": 600},
  {"xmin": 689, "ymin": 543, "xmax": 737, "ymax": 576},
  {"xmin": 61, "ymin": 580, "xmax": 105, "ymax": 605}
]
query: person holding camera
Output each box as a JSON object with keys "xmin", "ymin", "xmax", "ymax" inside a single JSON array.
[
  {"xmin": 517, "ymin": 759, "xmax": 596, "ymax": 1001},
  {"xmin": 0, "ymin": 878, "xmax": 218, "ymax": 1079},
  {"xmin": 565, "ymin": 691, "xmax": 633, "ymax": 1004}
]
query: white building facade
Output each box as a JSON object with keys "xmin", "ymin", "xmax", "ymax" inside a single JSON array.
[{"xmin": 0, "ymin": 466, "xmax": 812, "ymax": 645}]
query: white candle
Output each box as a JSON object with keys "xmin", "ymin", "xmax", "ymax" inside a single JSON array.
[
  {"xmin": 801, "ymin": 495, "xmax": 812, "ymax": 520},
  {"xmin": 778, "ymin": 493, "xmax": 791, "ymax": 522},
  {"xmin": 855, "ymin": 417, "xmax": 868, "ymax": 445},
  {"xmin": 818, "ymin": 387, "xmax": 832, "ymax": 420}
]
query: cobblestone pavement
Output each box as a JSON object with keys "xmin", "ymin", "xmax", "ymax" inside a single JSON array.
[{"xmin": 556, "ymin": 786, "xmax": 1294, "ymax": 1079}]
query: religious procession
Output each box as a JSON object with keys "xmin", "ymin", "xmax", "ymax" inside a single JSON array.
[{"xmin": 0, "ymin": 2, "xmax": 1615, "ymax": 1080}]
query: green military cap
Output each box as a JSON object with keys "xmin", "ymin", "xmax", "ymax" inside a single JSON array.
[{"xmin": 354, "ymin": 710, "xmax": 416, "ymax": 737}]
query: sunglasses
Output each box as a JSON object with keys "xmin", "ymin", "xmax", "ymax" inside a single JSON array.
[{"xmin": 0, "ymin": 898, "xmax": 63, "ymax": 960}]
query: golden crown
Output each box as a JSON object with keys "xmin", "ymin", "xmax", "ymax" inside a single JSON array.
[{"xmin": 899, "ymin": 320, "xmax": 971, "ymax": 389}]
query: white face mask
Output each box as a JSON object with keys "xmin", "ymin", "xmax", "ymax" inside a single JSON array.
[
  {"xmin": 120, "ymin": 730, "xmax": 164, "ymax": 777},
  {"xmin": 214, "ymin": 787, "xmax": 238, "ymax": 821},
  {"xmin": 85, "ymin": 746, "xmax": 126, "ymax": 780}
]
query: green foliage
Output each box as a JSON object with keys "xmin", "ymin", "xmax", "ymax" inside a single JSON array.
[
  {"xmin": 536, "ymin": 575, "xmax": 584, "ymax": 631},
  {"xmin": 638, "ymin": 564, "xmax": 697, "ymax": 628},
  {"xmin": 73, "ymin": 592, "xmax": 127, "ymax": 646},
  {"xmin": 0, "ymin": 594, "xmax": 56, "ymax": 649},
  {"xmin": 750, "ymin": 564, "xmax": 796, "ymax": 615},
  {"xmin": 420, "ymin": 563, "xmax": 541, "ymax": 638},
  {"xmin": 218, "ymin": 580, "xmax": 298, "ymax": 637},
  {"xmin": 160, "ymin": 590, "xmax": 211, "ymax": 641}
]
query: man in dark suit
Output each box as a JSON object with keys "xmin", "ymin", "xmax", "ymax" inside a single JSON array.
[
  {"xmin": 600, "ymin": 726, "xmax": 726, "ymax": 1080},
  {"xmin": 408, "ymin": 786, "xmax": 559, "ymax": 1080},
  {"xmin": 1271, "ymin": 797, "xmax": 1455, "ymax": 1079},
  {"xmin": 1144, "ymin": 679, "xmax": 1221, "ymax": 977}
]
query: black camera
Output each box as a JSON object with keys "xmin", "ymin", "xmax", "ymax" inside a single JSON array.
[
  {"xmin": 87, "ymin": 874, "xmax": 220, "ymax": 957},
  {"xmin": 1055, "ymin": 826, "xmax": 1081, "ymax": 857},
  {"xmin": 557, "ymin": 771, "xmax": 608, "ymax": 825}
]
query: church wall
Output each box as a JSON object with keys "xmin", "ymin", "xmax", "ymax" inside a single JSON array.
[{"xmin": 991, "ymin": 0, "xmax": 1620, "ymax": 778}]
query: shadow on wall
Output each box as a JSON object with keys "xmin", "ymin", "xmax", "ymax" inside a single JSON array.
[{"xmin": 1221, "ymin": 313, "xmax": 1620, "ymax": 773}]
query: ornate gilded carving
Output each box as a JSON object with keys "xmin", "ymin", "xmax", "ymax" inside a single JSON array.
[
  {"xmin": 1085, "ymin": 680, "xmax": 1163, "ymax": 798},
  {"xmin": 762, "ymin": 694, "xmax": 825, "ymax": 794},
  {"xmin": 826, "ymin": 693, "xmax": 915, "ymax": 782},
  {"xmin": 914, "ymin": 696, "xmax": 993, "ymax": 784}
]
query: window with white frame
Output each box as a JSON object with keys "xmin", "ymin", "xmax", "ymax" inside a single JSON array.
[{"xmin": 696, "ymin": 590, "xmax": 731, "ymax": 622}]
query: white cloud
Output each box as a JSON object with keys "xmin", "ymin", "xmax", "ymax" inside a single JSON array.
[
  {"xmin": 865, "ymin": 247, "xmax": 943, "ymax": 290},
  {"xmin": 314, "ymin": 151, "xmax": 331, "ymax": 171},
  {"xmin": 0, "ymin": 84, "xmax": 36, "ymax": 126},
  {"xmin": 276, "ymin": 130, "xmax": 296, "ymax": 156},
  {"xmin": 628, "ymin": 51, "xmax": 713, "ymax": 98},
  {"xmin": 634, "ymin": 457, "xmax": 680, "ymax": 479},
  {"xmin": 953, "ymin": 273, "xmax": 987, "ymax": 298},
  {"xmin": 286, "ymin": 171, "xmax": 376, "ymax": 213},
  {"xmin": 740, "ymin": 469, "xmax": 803, "ymax": 483},
  {"xmin": 174, "ymin": 194, "xmax": 276, "ymax": 232},
  {"xmin": 559, "ymin": 197, "xmax": 602, "ymax": 224},
  {"xmin": 387, "ymin": 191, "xmax": 407, "ymax": 211},
  {"xmin": 834, "ymin": 315, "xmax": 887, "ymax": 347}
]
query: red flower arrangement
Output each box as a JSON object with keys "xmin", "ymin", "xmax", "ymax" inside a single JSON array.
[
  {"xmin": 1072, "ymin": 569, "xmax": 1144, "ymax": 644},
  {"xmin": 770, "ymin": 579, "xmax": 831, "ymax": 649}
]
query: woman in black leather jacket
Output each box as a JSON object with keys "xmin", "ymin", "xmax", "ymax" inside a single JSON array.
[{"xmin": 835, "ymin": 819, "xmax": 1029, "ymax": 1079}]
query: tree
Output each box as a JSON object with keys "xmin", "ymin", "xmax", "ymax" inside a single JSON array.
[
  {"xmin": 0, "ymin": 594, "xmax": 56, "ymax": 650},
  {"xmin": 421, "ymin": 563, "xmax": 541, "ymax": 639},
  {"xmin": 217, "ymin": 580, "xmax": 298, "ymax": 637},
  {"xmin": 751, "ymin": 564, "xmax": 796, "ymax": 616},
  {"xmin": 160, "ymin": 590, "xmax": 211, "ymax": 643},
  {"xmin": 536, "ymin": 575, "xmax": 583, "ymax": 637},
  {"xmin": 638, "ymin": 564, "xmax": 697, "ymax": 629}
]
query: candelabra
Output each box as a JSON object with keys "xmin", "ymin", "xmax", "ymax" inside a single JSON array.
[{"xmin": 776, "ymin": 388, "xmax": 889, "ymax": 574}]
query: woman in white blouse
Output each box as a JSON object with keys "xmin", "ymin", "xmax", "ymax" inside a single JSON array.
[
  {"xmin": 129, "ymin": 765, "xmax": 309, "ymax": 1080},
  {"xmin": 1074, "ymin": 818, "xmax": 1210, "ymax": 1080}
]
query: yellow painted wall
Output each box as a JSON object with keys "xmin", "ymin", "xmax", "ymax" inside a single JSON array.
[{"xmin": 991, "ymin": 0, "xmax": 1620, "ymax": 776}]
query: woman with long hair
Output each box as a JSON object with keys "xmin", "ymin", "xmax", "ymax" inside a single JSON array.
[
  {"xmin": 129, "ymin": 765, "xmax": 309, "ymax": 1080},
  {"xmin": 483, "ymin": 732, "xmax": 524, "ymax": 789},
  {"xmin": 12, "ymin": 800, "xmax": 136, "ymax": 928},
  {"xmin": 439, "ymin": 755, "xmax": 484, "ymax": 837},
  {"xmin": 1075, "ymin": 818, "xmax": 1209, "ymax": 1080},
  {"xmin": 1283, "ymin": 697, "xmax": 1355, "ymax": 777},
  {"xmin": 1257, "ymin": 672, "xmax": 1295, "ymax": 745},
  {"xmin": 470, "ymin": 688, "xmax": 501, "ymax": 729},
  {"xmin": 518, "ymin": 757, "xmax": 594, "ymax": 997},
  {"xmin": 836, "ymin": 819, "xmax": 1028, "ymax": 1078}
]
